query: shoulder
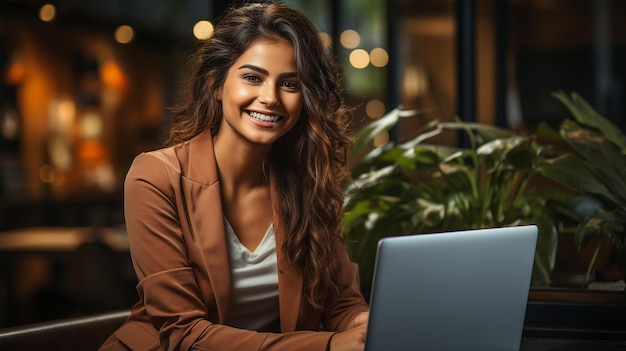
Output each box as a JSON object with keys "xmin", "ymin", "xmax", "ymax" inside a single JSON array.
[
  {"xmin": 124, "ymin": 143, "xmax": 189, "ymax": 194},
  {"xmin": 124, "ymin": 131, "xmax": 217, "ymax": 193},
  {"xmin": 127, "ymin": 136, "xmax": 202, "ymax": 176},
  {"xmin": 129, "ymin": 146, "xmax": 181, "ymax": 175}
]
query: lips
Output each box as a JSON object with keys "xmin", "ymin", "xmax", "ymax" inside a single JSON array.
[{"xmin": 248, "ymin": 111, "xmax": 282, "ymax": 123}]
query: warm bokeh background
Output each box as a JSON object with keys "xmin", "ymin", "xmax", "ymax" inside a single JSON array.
[{"xmin": 1, "ymin": 0, "xmax": 625, "ymax": 328}]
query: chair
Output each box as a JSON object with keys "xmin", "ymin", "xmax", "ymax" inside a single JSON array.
[{"xmin": 0, "ymin": 309, "xmax": 129, "ymax": 351}]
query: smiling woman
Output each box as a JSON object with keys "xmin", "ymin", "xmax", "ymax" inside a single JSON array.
[{"xmin": 98, "ymin": 2, "xmax": 369, "ymax": 351}]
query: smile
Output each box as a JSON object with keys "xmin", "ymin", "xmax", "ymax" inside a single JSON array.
[{"xmin": 249, "ymin": 111, "xmax": 282, "ymax": 123}]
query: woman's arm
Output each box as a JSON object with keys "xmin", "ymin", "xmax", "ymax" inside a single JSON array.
[{"xmin": 321, "ymin": 227, "xmax": 370, "ymax": 333}]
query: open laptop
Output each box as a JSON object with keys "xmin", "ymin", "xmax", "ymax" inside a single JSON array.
[{"xmin": 364, "ymin": 225, "xmax": 538, "ymax": 351}]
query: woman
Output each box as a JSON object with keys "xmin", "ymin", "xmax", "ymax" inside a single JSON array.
[{"xmin": 99, "ymin": 1, "xmax": 369, "ymax": 351}]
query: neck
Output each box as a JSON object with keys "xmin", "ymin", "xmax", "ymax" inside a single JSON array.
[{"xmin": 213, "ymin": 135, "xmax": 270, "ymax": 192}]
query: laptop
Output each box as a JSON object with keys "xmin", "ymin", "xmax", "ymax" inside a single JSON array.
[{"xmin": 364, "ymin": 225, "xmax": 538, "ymax": 351}]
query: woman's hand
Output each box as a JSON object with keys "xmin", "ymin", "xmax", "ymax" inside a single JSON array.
[
  {"xmin": 329, "ymin": 312, "xmax": 369, "ymax": 351},
  {"xmin": 347, "ymin": 312, "xmax": 369, "ymax": 329}
]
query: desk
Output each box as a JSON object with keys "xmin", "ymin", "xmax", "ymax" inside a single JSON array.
[
  {"xmin": 520, "ymin": 300, "xmax": 626, "ymax": 350},
  {"xmin": 0, "ymin": 227, "xmax": 134, "ymax": 327},
  {"xmin": 0, "ymin": 226, "xmax": 129, "ymax": 253},
  {"xmin": 521, "ymin": 337, "xmax": 626, "ymax": 350}
]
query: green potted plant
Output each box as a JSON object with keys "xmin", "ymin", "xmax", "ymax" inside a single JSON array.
[
  {"xmin": 537, "ymin": 91, "xmax": 626, "ymax": 286},
  {"xmin": 343, "ymin": 108, "xmax": 561, "ymax": 290}
]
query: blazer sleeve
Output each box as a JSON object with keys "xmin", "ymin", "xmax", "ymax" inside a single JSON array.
[
  {"xmin": 124, "ymin": 153, "xmax": 338, "ymax": 351},
  {"xmin": 322, "ymin": 227, "xmax": 370, "ymax": 332}
]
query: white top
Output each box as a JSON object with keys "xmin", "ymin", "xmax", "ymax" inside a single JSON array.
[{"xmin": 224, "ymin": 217, "xmax": 280, "ymax": 331}]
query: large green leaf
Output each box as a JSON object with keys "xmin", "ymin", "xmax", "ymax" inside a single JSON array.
[
  {"xmin": 440, "ymin": 121, "xmax": 517, "ymax": 143},
  {"xmin": 351, "ymin": 107, "xmax": 420, "ymax": 159},
  {"xmin": 529, "ymin": 216, "xmax": 558, "ymax": 286},
  {"xmin": 558, "ymin": 120, "xmax": 626, "ymax": 205},
  {"xmin": 538, "ymin": 154, "xmax": 619, "ymax": 205},
  {"xmin": 553, "ymin": 91, "xmax": 626, "ymax": 150}
]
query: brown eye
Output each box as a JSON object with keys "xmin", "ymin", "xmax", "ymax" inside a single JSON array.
[
  {"xmin": 242, "ymin": 74, "xmax": 261, "ymax": 83},
  {"xmin": 281, "ymin": 80, "xmax": 301, "ymax": 90}
]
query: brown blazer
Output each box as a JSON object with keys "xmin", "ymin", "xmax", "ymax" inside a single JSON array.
[{"xmin": 100, "ymin": 130, "xmax": 369, "ymax": 351}]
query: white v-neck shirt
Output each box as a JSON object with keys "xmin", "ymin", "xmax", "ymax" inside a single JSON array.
[{"xmin": 224, "ymin": 217, "xmax": 280, "ymax": 332}]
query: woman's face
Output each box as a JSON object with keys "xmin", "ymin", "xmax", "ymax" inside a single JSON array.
[{"xmin": 216, "ymin": 39, "xmax": 304, "ymax": 147}]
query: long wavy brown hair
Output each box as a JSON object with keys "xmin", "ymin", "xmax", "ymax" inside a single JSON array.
[{"xmin": 166, "ymin": 1, "xmax": 354, "ymax": 309}]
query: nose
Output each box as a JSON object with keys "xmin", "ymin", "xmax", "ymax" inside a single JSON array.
[{"xmin": 258, "ymin": 82, "xmax": 280, "ymax": 106}]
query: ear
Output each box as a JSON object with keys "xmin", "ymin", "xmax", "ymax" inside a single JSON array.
[
  {"xmin": 208, "ymin": 78, "xmax": 222, "ymax": 101},
  {"xmin": 214, "ymin": 86, "xmax": 222, "ymax": 101}
]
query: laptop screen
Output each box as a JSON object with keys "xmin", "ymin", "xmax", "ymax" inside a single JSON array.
[{"xmin": 364, "ymin": 225, "xmax": 538, "ymax": 351}]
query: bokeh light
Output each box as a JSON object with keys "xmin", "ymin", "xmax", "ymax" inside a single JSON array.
[
  {"xmin": 370, "ymin": 48, "xmax": 389, "ymax": 67},
  {"xmin": 340, "ymin": 29, "xmax": 360, "ymax": 49},
  {"xmin": 114, "ymin": 25, "xmax": 135, "ymax": 44},
  {"xmin": 39, "ymin": 4, "xmax": 56, "ymax": 22},
  {"xmin": 373, "ymin": 131, "xmax": 389, "ymax": 147},
  {"xmin": 366, "ymin": 99, "xmax": 386, "ymax": 119},
  {"xmin": 193, "ymin": 20, "xmax": 214, "ymax": 40},
  {"xmin": 349, "ymin": 49, "xmax": 370, "ymax": 69}
]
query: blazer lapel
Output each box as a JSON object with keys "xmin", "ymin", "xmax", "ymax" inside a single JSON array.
[
  {"xmin": 178, "ymin": 130, "xmax": 231, "ymax": 323},
  {"xmin": 271, "ymin": 181, "xmax": 304, "ymax": 332}
]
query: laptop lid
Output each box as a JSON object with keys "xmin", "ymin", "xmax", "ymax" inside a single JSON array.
[{"xmin": 364, "ymin": 225, "xmax": 538, "ymax": 351}]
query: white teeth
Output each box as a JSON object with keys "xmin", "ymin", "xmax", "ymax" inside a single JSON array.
[{"xmin": 249, "ymin": 111, "xmax": 280, "ymax": 122}]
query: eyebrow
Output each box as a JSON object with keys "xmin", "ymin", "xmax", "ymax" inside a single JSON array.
[{"xmin": 238, "ymin": 64, "xmax": 298, "ymax": 78}]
